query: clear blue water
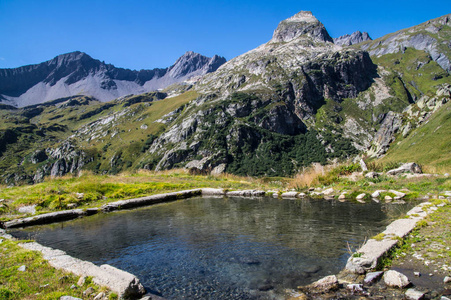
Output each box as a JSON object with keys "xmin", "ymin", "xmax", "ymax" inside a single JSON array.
[{"xmin": 10, "ymin": 197, "xmax": 415, "ymax": 299}]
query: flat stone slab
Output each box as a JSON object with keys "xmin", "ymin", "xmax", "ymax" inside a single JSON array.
[
  {"xmin": 201, "ymin": 188, "xmax": 225, "ymax": 195},
  {"xmin": 345, "ymin": 202, "xmax": 434, "ymax": 274},
  {"xmin": 226, "ymin": 190, "xmax": 265, "ymax": 197},
  {"xmin": 101, "ymin": 189, "xmax": 202, "ymax": 212},
  {"xmin": 281, "ymin": 191, "xmax": 298, "ymax": 198},
  {"xmin": 4, "ymin": 209, "xmax": 87, "ymax": 229},
  {"xmin": 20, "ymin": 242, "xmax": 145, "ymax": 298}
]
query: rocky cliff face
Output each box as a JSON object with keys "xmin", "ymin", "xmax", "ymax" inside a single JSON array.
[
  {"xmin": 145, "ymin": 11, "xmax": 376, "ymax": 175},
  {"xmin": 333, "ymin": 31, "xmax": 372, "ymax": 46},
  {"xmin": 0, "ymin": 51, "xmax": 226, "ymax": 107},
  {"xmin": 359, "ymin": 14, "xmax": 451, "ymax": 73}
]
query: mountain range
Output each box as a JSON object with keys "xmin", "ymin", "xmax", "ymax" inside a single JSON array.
[
  {"xmin": 0, "ymin": 51, "xmax": 226, "ymax": 107},
  {"xmin": 0, "ymin": 11, "xmax": 449, "ymax": 184}
]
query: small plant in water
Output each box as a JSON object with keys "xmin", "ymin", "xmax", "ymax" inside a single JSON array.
[{"xmin": 352, "ymin": 252, "xmax": 363, "ymax": 258}]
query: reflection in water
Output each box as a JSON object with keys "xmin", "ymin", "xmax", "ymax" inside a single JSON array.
[{"xmin": 10, "ymin": 197, "xmax": 415, "ymax": 299}]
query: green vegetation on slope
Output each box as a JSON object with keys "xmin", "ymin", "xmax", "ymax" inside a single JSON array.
[{"xmin": 379, "ymin": 101, "xmax": 451, "ymax": 173}]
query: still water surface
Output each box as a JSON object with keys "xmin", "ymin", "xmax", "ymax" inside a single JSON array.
[{"xmin": 10, "ymin": 197, "xmax": 414, "ymax": 299}]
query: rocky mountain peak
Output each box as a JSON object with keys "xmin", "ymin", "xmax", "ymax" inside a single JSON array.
[
  {"xmin": 271, "ymin": 10, "xmax": 333, "ymax": 43},
  {"xmin": 168, "ymin": 51, "xmax": 226, "ymax": 79},
  {"xmin": 333, "ymin": 31, "xmax": 372, "ymax": 46}
]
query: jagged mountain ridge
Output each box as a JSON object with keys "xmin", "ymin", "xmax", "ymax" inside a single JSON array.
[
  {"xmin": 0, "ymin": 51, "xmax": 226, "ymax": 107},
  {"xmin": 333, "ymin": 31, "xmax": 372, "ymax": 46}
]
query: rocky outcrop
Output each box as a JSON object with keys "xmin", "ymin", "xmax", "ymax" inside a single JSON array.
[
  {"xmin": 334, "ymin": 31, "xmax": 372, "ymax": 46},
  {"xmin": 0, "ymin": 51, "xmax": 226, "ymax": 107},
  {"xmin": 367, "ymin": 111, "xmax": 402, "ymax": 157},
  {"xmin": 359, "ymin": 14, "xmax": 451, "ymax": 72},
  {"xmin": 367, "ymin": 83, "xmax": 451, "ymax": 158}
]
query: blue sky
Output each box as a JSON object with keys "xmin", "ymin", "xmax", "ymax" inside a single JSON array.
[{"xmin": 0, "ymin": 0, "xmax": 449, "ymax": 70}]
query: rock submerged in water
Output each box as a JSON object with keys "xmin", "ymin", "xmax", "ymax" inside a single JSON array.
[{"xmin": 299, "ymin": 275, "xmax": 339, "ymax": 293}]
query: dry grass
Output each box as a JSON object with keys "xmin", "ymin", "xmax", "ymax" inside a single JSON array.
[{"xmin": 289, "ymin": 163, "xmax": 334, "ymax": 189}]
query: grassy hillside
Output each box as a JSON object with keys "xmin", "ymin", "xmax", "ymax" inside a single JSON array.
[{"xmin": 379, "ymin": 101, "xmax": 451, "ymax": 173}]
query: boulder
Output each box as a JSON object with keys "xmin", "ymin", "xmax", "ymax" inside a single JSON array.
[
  {"xmin": 365, "ymin": 171, "xmax": 379, "ymax": 179},
  {"xmin": 387, "ymin": 163, "xmax": 422, "ymax": 175},
  {"xmin": 356, "ymin": 193, "xmax": 366, "ymax": 200},
  {"xmin": 383, "ymin": 270, "xmax": 410, "ymax": 288},
  {"xmin": 389, "ymin": 190, "xmax": 406, "ymax": 198},
  {"xmin": 301, "ymin": 275, "xmax": 339, "ymax": 293}
]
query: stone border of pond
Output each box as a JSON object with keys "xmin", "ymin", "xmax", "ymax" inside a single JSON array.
[
  {"xmin": 0, "ymin": 228, "xmax": 146, "ymax": 299},
  {"xmin": 295, "ymin": 200, "xmax": 444, "ymax": 298},
  {"xmin": 3, "ymin": 188, "xmax": 272, "ymax": 229},
  {"xmin": 1, "ymin": 187, "xmax": 441, "ymax": 299},
  {"xmin": 344, "ymin": 202, "xmax": 437, "ymax": 274}
]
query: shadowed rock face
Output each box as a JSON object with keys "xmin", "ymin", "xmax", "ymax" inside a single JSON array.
[{"xmin": 0, "ymin": 51, "xmax": 226, "ymax": 107}]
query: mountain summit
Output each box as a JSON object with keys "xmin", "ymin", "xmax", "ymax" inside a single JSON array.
[
  {"xmin": 0, "ymin": 51, "xmax": 226, "ymax": 107},
  {"xmin": 271, "ymin": 11, "xmax": 333, "ymax": 43}
]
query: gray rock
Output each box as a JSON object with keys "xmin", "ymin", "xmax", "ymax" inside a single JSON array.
[
  {"xmin": 281, "ymin": 191, "xmax": 299, "ymax": 198},
  {"xmin": 18, "ymin": 205, "xmax": 37, "ymax": 215},
  {"xmin": 368, "ymin": 112, "xmax": 402, "ymax": 157},
  {"xmin": 60, "ymin": 297, "xmax": 82, "ymax": 300},
  {"xmin": 371, "ymin": 191, "xmax": 381, "ymax": 198},
  {"xmin": 359, "ymin": 159, "xmax": 368, "ymax": 171},
  {"xmin": 356, "ymin": 193, "xmax": 366, "ymax": 200},
  {"xmin": 364, "ymin": 271, "xmax": 384, "ymax": 284},
  {"xmin": 338, "ymin": 193, "xmax": 347, "ymax": 200},
  {"xmin": 365, "ymin": 172, "xmax": 379, "ymax": 179},
  {"xmin": 389, "ymin": 189, "xmax": 406, "ymax": 198},
  {"xmin": 19, "ymin": 242, "xmax": 146, "ymax": 298},
  {"xmin": 405, "ymin": 288, "xmax": 425, "ymax": 300},
  {"xmin": 383, "ymin": 270, "xmax": 410, "ymax": 288},
  {"xmin": 307, "ymin": 275, "xmax": 339, "ymax": 292},
  {"xmin": 77, "ymin": 276, "xmax": 86, "ymax": 286},
  {"xmin": 18, "ymin": 265, "xmax": 26, "ymax": 272},
  {"xmin": 346, "ymin": 283, "xmax": 363, "ymax": 292},
  {"xmin": 4, "ymin": 209, "xmax": 87, "ymax": 229},
  {"xmin": 334, "ymin": 31, "xmax": 372, "ymax": 46},
  {"xmin": 414, "ymin": 272, "xmax": 421, "ymax": 277},
  {"xmin": 385, "ymin": 195, "xmax": 393, "ymax": 201},
  {"xmin": 444, "ymin": 276, "xmax": 451, "ymax": 283},
  {"xmin": 387, "ymin": 163, "xmax": 422, "ymax": 175},
  {"xmin": 83, "ymin": 287, "xmax": 95, "ymax": 297},
  {"xmin": 70, "ymin": 284, "xmax": 77, "ymax": 289},
  {"xmin": 93, "ymin": 293, "xmax": 105, "ymax": 300}
]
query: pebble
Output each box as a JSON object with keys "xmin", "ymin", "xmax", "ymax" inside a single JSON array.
[
  {"xmin": 83, "ymin": 287, "xmax": 95, "ymax": 297},
  {"xmin": 18, "ymin": 265, "xmax": 26, "ymax": 272},
  {"xmin": 77, "ymin": 276, "xmax": 86, "ymax": 286},
  {"xmin": 444, "ymin": 276, "xmax": 451, "ymax": 283},
  {"xmin": 414, "ymin": 272, "xmax": 421, "ymax": 277},
  {"xmin": 93, "ymin": 292, "xmax": 105, "ymax": 300},
  {"xmin": 405, "ymin": 288, "xmax": 426, "ymax": 300},
  {"xmin": 346, "ymin": 284, "xmax": 363, "ymax": 292}
]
